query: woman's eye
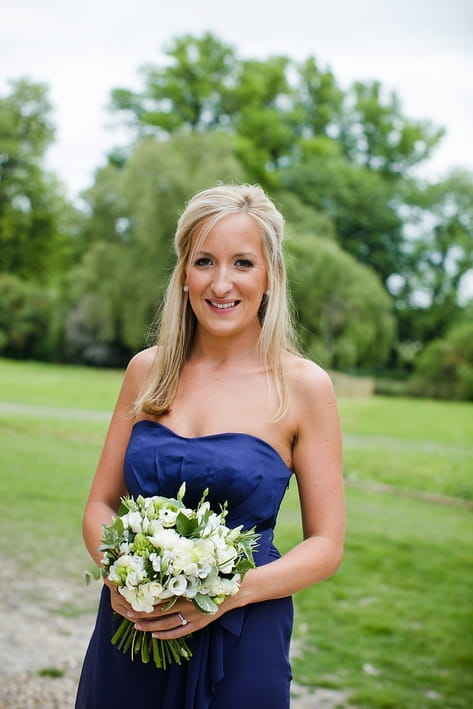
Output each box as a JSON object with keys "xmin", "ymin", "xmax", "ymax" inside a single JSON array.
[
  {"xmin": 194, "ymin": 257, "xmax": 212, "ymax": 267},
  {"xmin": 235, "ymin": 259, "xmax": 253, "ymax": 268}
]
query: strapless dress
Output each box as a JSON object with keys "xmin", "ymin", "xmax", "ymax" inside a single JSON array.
[{"xmin": 75, "ymin": 420, "xmax": 294, "ymax": 708}]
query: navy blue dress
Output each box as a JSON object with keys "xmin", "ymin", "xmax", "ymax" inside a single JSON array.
[{"xmin": 75, "ymin": 421, "xmax": 294, "ymax": 709}]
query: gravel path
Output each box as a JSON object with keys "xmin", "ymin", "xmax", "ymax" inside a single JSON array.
[{"xmin": 0, "ymin": 558, "xmax": 349, "ymax": 709}]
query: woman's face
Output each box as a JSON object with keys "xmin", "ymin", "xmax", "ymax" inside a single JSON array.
[{"xmin": 185, "ymin": 213, "xmax": 268, "ymax": 341}]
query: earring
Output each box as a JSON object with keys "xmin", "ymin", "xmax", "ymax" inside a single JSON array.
[{"xmin": 183, "ymin": 285, "xmax": 189, "ymax": 292}]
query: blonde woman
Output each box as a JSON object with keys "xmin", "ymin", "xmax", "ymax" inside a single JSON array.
[{"xmin": 76, "ymin": 184, "xmax": 344, "ymax": 709}]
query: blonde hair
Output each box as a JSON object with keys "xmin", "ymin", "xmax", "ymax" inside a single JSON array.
[{"xmin": 136, "ymin": 183, "xmax": 298, "ymax": 419}]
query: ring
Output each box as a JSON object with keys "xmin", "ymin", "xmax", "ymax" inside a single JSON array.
[{"xmin": 177, "ymin": 612, "xmax": 188, "ymax": 627}]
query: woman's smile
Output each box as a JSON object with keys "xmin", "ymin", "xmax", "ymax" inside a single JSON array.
[{"xmin": 206, "ymin": 299, "xmax": 240, "ymax": 311}]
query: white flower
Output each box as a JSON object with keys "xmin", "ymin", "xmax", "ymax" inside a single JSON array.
[
  {"xmin": 159, "ymin": 508, "xmax": 178, "ymax": 527},
  {"xmin": 124, "ymin": 556, "xmax": 146, "ymax": 588},
  {"xmin": 119, "ymin": 580, "xmax": 163, "ymax": 612},
  {"xmin": 121, "ymin": 511, "xmax": 143, "ymax": 533},
  {"xmin": 216, "ymin": 547, "xmax": 238, "ymax": 574},
  {"xmin": 149, "ymin": 527, "xmax": 181, "ymax": 551},
  {"xmin": 182, "ymin": 574, "xmax": 199, "ymax": 598},
  {"xmin": 167, "ymin": 574, "xmax": 188, "ymax": 595},
  {"xmin": 202, "ymin": 512, "xmax": 222, "ymax": 536},
  {"xmin": 149, "ymin": 552, "xmax": 162, "ymax": 573}
]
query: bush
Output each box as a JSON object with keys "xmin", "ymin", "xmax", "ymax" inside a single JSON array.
[
  {"xmin": 412, "ymin": 319, "xmax": 473, "ymax": 400},
  {"xmin": 286, "ymin": 235, "xmax": 395, "ymax": 370},
  {"xmin": 0, "ymin": 274, "xmax": 58, "ymax": 359}
]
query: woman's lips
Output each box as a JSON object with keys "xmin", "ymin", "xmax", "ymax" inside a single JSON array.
[{"xmin": 206, "ymin": 299, "xmax": 240, "ymax": 310}]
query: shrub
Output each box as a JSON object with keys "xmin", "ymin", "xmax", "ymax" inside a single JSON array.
[
  {"xmin": 412, "ymin": 319, "xmax": 473, "ymax": 400},
  {"xmin": 0, "ymin": 274, "xmax": 57, "ymax": 359}
]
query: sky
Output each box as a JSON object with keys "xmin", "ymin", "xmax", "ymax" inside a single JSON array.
[{"xmin": 2, "ymin": 0, "xmax": 473, "ymax": 202}]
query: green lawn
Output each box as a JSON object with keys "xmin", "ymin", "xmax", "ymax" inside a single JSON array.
[{"xmin": 1, "ymin": 358, "xmax": 472, "ymax": 708}]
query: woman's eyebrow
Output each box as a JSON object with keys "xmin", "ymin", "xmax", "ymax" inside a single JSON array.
[{"xmin": 195, "ymin": 250, "xmax": 257, "ymax": 258}]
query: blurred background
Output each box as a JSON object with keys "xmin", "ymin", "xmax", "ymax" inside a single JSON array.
[
  {"xmin": 1, "ymin": 0, "xmax": 472, "ymax": 389},
  {"xmin": 0, "ymin": 1, "xmax": 472, "ymax": 708}
]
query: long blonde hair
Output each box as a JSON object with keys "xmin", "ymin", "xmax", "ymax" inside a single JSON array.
[{"xmin": 136, "ymin": 183, "xmax": 298, "ymax": 419}]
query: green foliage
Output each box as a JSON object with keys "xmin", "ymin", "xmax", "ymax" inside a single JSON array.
[
  {"xmin": 110, "ymin": 32, "xmax": 237, "ymax": 133},
  {"xmin": 3, "ymin": 34, "xmax": 470, "ymax": 380},
  {"xmin": 0, "ymin": 79, "xmax": 73, "ymax": 282},
  {"xmin": 286, "ymin": 235, "xmax": 395, "ymax": 369},
  {"xmin": 339, "ymin": 80, "xmax": 445, "ymax": 176},
  {"xmin": 108, "ymin": 33, "xmax": 443, "ymax": 193},
  {"xmin": 0, "ymin": 274, "xmax": 58, "ymax": 358},
  {"xmin": 413, "ymin": 314, "xmax": 473, "ymax": 400},
  {"xmin": 395, "ymin": 169, "xmax": 473, "ymax": 343},
  {"xmin": 290, "ymin": 56, "xmax": 344, "ymax": 138},
  {"xmin": 281, "ymin": 154, "xmax": 404, "ymax": 282}
]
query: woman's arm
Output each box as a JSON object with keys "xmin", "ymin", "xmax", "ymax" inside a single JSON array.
[
  {"xmin": 82, "ymin": 348, "xmax": 155, "ymax": 567},
  {"xmin": 234, "ymin": 359, "xmax": 344, "ymax": 604}
]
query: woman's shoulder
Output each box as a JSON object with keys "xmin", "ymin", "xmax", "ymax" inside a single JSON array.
[
  {"xmin": 285, "ymin": 353, "xmax": 336, "ymax": 410},
  {"xmin": 127, "ymin": 346, "xmax": 158, "ymax": 369},
  {"xmin": 124, "ymin": 346, "xmax": 158, "ymax": 384}
]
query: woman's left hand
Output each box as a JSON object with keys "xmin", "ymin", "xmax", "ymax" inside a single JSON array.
[{"xmin": 127, "ymin": 599, "xmax": 228, "ymax": 639}]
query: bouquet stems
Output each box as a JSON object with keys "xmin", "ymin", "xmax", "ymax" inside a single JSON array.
[{"xmin": 111, "ymin": 617, "xmax": 192, "ymax": 670}]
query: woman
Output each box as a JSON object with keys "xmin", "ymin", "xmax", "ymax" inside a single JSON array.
[{"xmin": 75, "ymin": 184, "xmax": 344, "ymax": 708}]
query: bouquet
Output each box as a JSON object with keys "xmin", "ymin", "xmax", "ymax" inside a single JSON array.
[{"xmin": 86, "ymin": 483, "xmax": 258, "ymax": 669}]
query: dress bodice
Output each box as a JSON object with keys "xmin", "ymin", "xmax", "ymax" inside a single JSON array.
[{"xmin": 124, "ymin": 421, "xmax": 292, "ymax": 562}]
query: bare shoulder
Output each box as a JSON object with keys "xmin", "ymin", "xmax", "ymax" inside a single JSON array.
[
  {"xmin": 284, "ymin": 353, "xmax": 338, "ymax": 438},
  {"xmin": 286, "ymin": 354, "xmax": 336, "ymax": 409},
  {"xmin": 127, "ymin": 346, "xmax": 157, "ymax": 370},
  {"xmin": 114, "ymin": 347, "xmax": 158, "ymax": 404}
]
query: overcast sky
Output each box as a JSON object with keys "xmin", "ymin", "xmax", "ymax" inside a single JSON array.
[{"xmin": 2, "ymin": 0, "xmax": 472, "ymax": 201}]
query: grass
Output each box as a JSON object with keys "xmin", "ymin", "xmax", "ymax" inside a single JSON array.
[
  {"xmin": 277, "ymin": 482, "xmax": 472, "ymax": 708},
  {"xmin": 338, "ymin": 396, "xmax": 473, "ymax": 501},
  {"xmin": 1, "ymin": 358, "xmax": 472, "ymax": 707}
]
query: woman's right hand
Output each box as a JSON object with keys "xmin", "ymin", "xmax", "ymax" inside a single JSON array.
[{"xmin": 104, "ymin": 579, "xmax": 134, "ymax": 619}]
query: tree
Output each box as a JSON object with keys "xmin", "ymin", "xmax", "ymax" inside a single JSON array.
[
  {"xmin": 286, "ymin": 234, "xmax": 395, "ymax": 370},
  {"xmin": 0, "ymin": 79, "xmax": 71, "ymax": 282},
  {"xmin": 110, "ymin": 33, "xmax": 237, "ymax": 135},
  {"xmin": 0, "ymin": 274, "xmax": 57, "ymax": 359},
  {"xmin": 393, "ymin": 169, "xmax": 473, "ymax": 344},
  {"xmin": 281, "ymin": 154, "xmax": 404, "ymax": 283},
  {"xmin": 413, "ymin": 309, "xmax": 473, "ymax": 400},
  {"xmin": 339, "ymin": 81, "xmax": 444, "ymax": 178},
  {"xmin": 289, "ymin": 56, "xmax": 344, "ymax": 139}
]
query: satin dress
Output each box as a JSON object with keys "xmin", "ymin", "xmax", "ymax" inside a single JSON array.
[{"xmin": 75, "ymin": 420, "xmax": 294, "ymax": 709}]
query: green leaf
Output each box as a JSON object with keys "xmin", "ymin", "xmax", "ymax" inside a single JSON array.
[
  {"xmin": 84, "ymin": 566, "xmax": 101, "ymax": 585},
  {"xmin": 175, "ymin": 511, "xmax": 199, "ymax": 537},
  {"xmin": 193, "ymin": 593, "xmax": 219, "ymax": 614}
]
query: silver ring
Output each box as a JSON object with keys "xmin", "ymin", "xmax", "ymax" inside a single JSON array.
[{"xmin": 177, "ymin": 612, "xmax": 188, "ymax": 627}]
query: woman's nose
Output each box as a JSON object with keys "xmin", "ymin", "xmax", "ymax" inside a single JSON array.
[{"xmin": 210, "ymin": 267, "xmax": 232, "ymax": 296}]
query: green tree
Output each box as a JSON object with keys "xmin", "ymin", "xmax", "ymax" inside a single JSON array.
[
  {"xmin": 290, "ymin": 56, "xmax": 344, "ymax": 139},
  {"xmin": 339, "ymin": 81, "xmax": 444, "ymax": 177},
  {"xmin": 0, "ymin": 274, "xmax": 57, "ymax": 359},
  {"xmin": 286, "ymin": 234, "xmax": 395, "ymax": 370},
  {"xmin": 281, "ymin": 154, "xmax": 403, "ymax": 282},
  {"xmin": 394, "ymin": 169, "xmax": 473, "ymax": 344},
  {"xmin": 0, "ymin": 79, "xmax": 71, "ymax": 282},
  {"xmin": 413, "ymin": 310, "xmax": 473, "ymax": 400},
  {"xmin": 110, "ymin": 32, "xmax": 237, "ymax": 134}
]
